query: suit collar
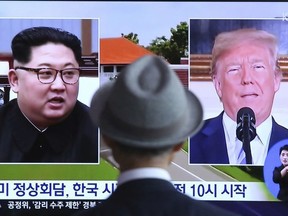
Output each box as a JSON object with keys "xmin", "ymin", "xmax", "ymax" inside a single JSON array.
[
  {"xmin": 11, "ymin": 100, "xmax": 75, "ymax": 154},
  {"xmin": 118, "ymin": 168, "xmax": 171, "ymax": 186}
]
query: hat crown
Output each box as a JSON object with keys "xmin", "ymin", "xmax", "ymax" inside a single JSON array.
[{"xmin": 107, "ymin": 55, "xmax": 187, "ymax": 129}]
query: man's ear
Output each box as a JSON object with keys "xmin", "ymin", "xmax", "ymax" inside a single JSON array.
[
  {"xmin": 102, "ymin": 134, "xmax": 116, "ymax": 149},
  {"xmin": 274, "ymin": 68, "xmax": 282, "ymax": 93},
  {"xmin": 212, "ymin": 75, "xmax": 222, "ymax": 99},
  {"xmin": 172, "ymin": 143, "xmax": 184, "ymax": 153},
  {"xmin": 8, "ymin": 69, "xmax": 19, "ymax": 93}
]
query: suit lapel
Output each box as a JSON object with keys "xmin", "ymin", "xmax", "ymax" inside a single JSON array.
[{"xmin": 201, "ymin": 112, "xmax": 229, "ymax": 163}]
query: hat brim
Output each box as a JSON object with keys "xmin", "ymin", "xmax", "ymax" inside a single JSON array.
[
  {"xmin": 90, "ymin": 82, "xmax": 203, "ymax": 148},
  {"xmin": 90, "ymin": 81, "xmax": 115, "ymax": 128},
  {"xmin": 181, "ymin": 89, "xmax": 204, "ymax": 140}
]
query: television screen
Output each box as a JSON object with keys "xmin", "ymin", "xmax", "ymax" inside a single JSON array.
[{"xmin": 0, "ymin": 2, "xmax": 288, "ymax": 216}]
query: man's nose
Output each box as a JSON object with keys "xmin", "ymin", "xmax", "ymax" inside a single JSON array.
[
  {"xmin": 241, "ymin": 66, "xmax": 254, "ymax": 85},
  {"xmin": 51, "ymin": 72, "xmax": 65, "ymax": 88}
]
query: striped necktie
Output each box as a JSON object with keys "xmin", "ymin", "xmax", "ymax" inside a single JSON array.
[
  {"xmin": 236, "ymin": 138, "xmax": 247, "ymax": 164},
  {"xmin": 237, "ymin": 145, "xmax": 246, "ymax": 164}
]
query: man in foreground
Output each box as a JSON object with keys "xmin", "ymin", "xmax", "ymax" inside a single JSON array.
[{"xmin": 75, "ymin": 55, "xmax": 239, "ymax": 216}]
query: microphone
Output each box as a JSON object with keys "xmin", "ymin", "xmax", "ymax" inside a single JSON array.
[{"xmin": 236, "ymin": 107, "xmax": 256, "ymax": 164}]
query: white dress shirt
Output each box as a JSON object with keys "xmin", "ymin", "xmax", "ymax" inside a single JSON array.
[
  {"xmin": 223, "ymin": 112, "xmax": 271, "ymax": 165},
  {"xmin": 117, "ymin": 167, "xmax": 171, "ymax": 186}
]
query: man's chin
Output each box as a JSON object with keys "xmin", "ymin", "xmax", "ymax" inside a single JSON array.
[{"xmin": 44, "ymin": 111, "xmax": 69, "ymax": 122}]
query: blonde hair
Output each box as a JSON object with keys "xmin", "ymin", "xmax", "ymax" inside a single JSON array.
[{"xmin": 211, "ymin": 28, "xmax": 280, "ymax": 77}]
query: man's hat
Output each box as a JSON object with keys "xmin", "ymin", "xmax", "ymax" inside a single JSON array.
[{"xmin": 90, "ymin": 55, "xmax": 203, "ymax": 148}]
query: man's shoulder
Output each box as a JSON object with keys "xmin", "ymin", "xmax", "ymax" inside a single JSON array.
[
  {"xmin": 271, "ymin": 118, "xmax": 288, "ymax": 139},
  {"xmin": 190, "ymin": 112, "xmax": 224, "ymax": 138},
  {"xmin": 71, "ymin": 206, "xmax": 97, "ymax": 216},
  {"xmin": 72, "ymin": 101, "xmax": 91, "ymax": 117},
  {"xmin": 204, "ymin": 113, "xmax": 223, "ymax": 124},
  {"xmin": 75, "ymin": 100, "xmax": 89, "ymax": 110},
  {"xmin": 183, "ymin": 199, "xmax": 239, "ymax": 215},
  {"xmin": 272, "ymin": 118, "xmax": 288, "ymax": 132},
  {"xmin": 0, "ymin": 99, "xmax": 17, "ymax": 116},
  {"xmin": 71, "ymin": 101, "xmax": 98, "ymax": 129}
]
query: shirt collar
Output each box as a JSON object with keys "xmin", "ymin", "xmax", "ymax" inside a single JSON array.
[
  {"xmin": 223, "ymin": 112, "xmax": 237, "ymax": 144},
  {"xmin": 118, "ymin": 167, "xmax": 171, "ymax": 186},
  {"xmin": 256, "ymin": 115, "xmax": 272, "ymax": 145}
]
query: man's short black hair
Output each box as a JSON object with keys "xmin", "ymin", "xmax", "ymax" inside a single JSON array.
[
  {"xmin": 11, "ymin": 26, "xmax": 82, "ymax": 64},
  {"xmin": 279, "ymin": 144, "xmax": 288, "ymax": 155}
]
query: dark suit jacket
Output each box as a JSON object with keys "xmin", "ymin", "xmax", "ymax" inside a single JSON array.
[
  {"xmin": 273, "ymin": 165, "xmax": 288, "ymax": 201},
  {"xmin": 189, "ymin": 112, "xmax": 288, "ymax": 164},
  {"xmin": 73, "ymin": 178, "xmax": 239, "ymax": 216},
  {"xmin": 0, "ymin": 99, "xmax": 99, "ymax": 162}
]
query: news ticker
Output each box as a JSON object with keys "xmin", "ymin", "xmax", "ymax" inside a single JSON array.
[
  {"xmin": 0, "ymin": 180, "xmax": 275, "ymax": 201},
  {"xmin": 0, "ymin": 200, "xmax": 103, "ymax": 211}
]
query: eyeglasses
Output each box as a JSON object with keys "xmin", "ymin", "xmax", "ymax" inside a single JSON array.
[{"xmin": 14, "ymin": 66, "xmax": 81, "ymax": 85}]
